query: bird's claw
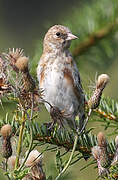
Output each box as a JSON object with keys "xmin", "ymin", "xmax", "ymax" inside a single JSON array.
[{"xmin": 50, "ymin": 106, "xmax": 65, "ymax": 128}]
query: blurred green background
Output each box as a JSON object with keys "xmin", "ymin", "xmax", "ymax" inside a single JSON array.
[{"xmin": 0, "ymin": 0, "xmax": 118, "ymax": 179}]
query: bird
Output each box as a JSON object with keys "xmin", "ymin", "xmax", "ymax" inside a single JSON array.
[{"xmin": 37, "ymin": 25, "xmax": 85, "ymax": 131}]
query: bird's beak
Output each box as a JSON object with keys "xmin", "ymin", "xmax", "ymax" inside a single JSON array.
[{"xmin": 66, "ymin": 32, "xmax": 78, "ymax": 40}]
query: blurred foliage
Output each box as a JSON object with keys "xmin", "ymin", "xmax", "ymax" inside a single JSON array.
[
  {"xmin": 31, "ymin": 0, "xmax": 118, "ymax": 99},
  {"xmin": 32, "ymin": 0, "xmax": 118, "ymax": 71}
]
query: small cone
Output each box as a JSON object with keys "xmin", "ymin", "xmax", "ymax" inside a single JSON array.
[
  {"xmin": 23, "ymin": 150, "xmax": 46, "ymax": 180},
  {"xmin": 15, "ymin": 56, "xmax": 29, "ymax": 72},
  {"xmin": 88, "ymin": 74, "xmax": 109, "ymax": 109},
  {"xmin": 0, "ymin": 124, "xmax": 12, "ymax": 158}
]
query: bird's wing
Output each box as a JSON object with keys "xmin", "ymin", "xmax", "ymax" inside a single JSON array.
[
  {"xmin": 72, "ymin": 61, "xmax": 85, "ymax": 130},
  {"xmin": 63, "ymin": 56, "xmax": 85, "ymax": 103},
  {"xmin": 63, "ymin": 60, "xmax": 85, "ymax": 103},
  {"xmin": 64, "ymin": 52, "xmax": 84, "ymax": 101},
  {"xmin": 63, "ymin": 59, "xmax": 85, "ymax": 130},
  {"xmin": 72, "ymin": 61, "xmax": 85, "ymax": 100}
]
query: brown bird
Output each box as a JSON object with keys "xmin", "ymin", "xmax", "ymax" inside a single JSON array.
[{"xmin": 37, "ymin": 25, "xmax": 85, "ymax": 131}]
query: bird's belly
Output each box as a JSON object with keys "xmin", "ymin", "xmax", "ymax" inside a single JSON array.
[{"xmin": 40, "ymin": 70, "xmax": 79, "ymax": 116}]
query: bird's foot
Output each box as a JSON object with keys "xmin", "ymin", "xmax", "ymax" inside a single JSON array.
[{"xmin": 50, "ymin": 106, "xmax": 65, "ymax": 128}]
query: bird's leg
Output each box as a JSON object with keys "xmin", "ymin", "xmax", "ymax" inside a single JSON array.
[
  {"xmin": 50, "ymin": 106, "xmax": 65, "ymax": 128},
  {"xmin": 47, "ymin": 121, "xmax": 55, "ymax": 130}
]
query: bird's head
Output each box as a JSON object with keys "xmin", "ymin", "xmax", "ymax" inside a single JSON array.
[{"xmin": 43, "ymin": 25, "xmax": 78, "ymax": 52}]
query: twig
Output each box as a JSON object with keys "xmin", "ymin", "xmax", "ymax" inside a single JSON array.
[
  {"xmin": 55, "ymin": 134, "xmax": 78, "ymax": 180},
  {"xmin": 15, "ymin": 110, "xmax": 26, "ymax": 170},
  {"xmin": 72, "ymin": 19, "xmax": 118, "ymax": 58},
  {"xmin": 94, "ymin": 108, "xmax": 117, "ymax": 121},
  {"xmin": 79, "ymin": 108, "xmax": 92, "ymax": 135},
  {"xmin": 5, "ymin": 159, "xmax": 10, "ymax": 180},
  {"xmin": 18, "ymin": 93, "xmax": 34, "ymax": 171},
  {"xmin": 35, "ymin": 132, "xmax": 91, "ymax": 154}
]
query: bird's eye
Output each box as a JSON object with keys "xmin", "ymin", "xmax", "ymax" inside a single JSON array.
[{"xmin": 56, "ymin": 32, "xmax": 61, "ymax": 37}]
